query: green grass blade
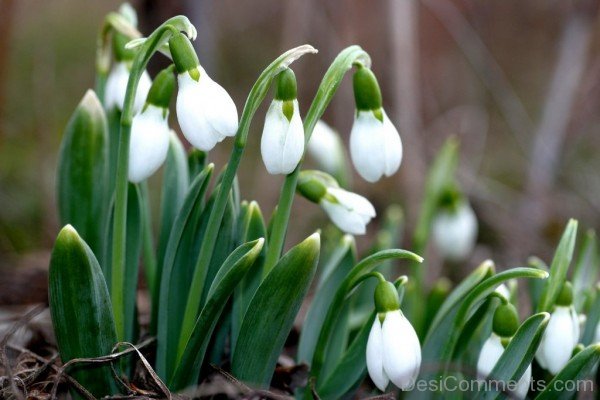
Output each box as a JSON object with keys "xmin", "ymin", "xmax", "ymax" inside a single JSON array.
[
  {"xmin": 581, "ymin": 284, "xmax": 600, "ymax": 345},
  {"xmin": 535, "ymin": 344, "xmax": 600, "ymax": 400},
  {"xmin": 57, "ymin": 90, "xmax": 108, "ymax": 257},
  {"xmin": 573, "ymin": 230, "xmax": 599, "ymax": 311},
  {"xmin": 475, "ymin": 312, "xmax": 549, "ymax": 400},
  {"xmin": 537, "ymin": 219, "xmax": 578, "ymax": 312},
  {"xmin": 169, "ymin": 238, "xmax": 265, "ymax": 390},
  {"xmin": 232, "ymin": 233, "xmax": 321, "ymax": 387},
  {"xmin": 49, "ymin": 225, "xmax": 118, "ymax": 398}
]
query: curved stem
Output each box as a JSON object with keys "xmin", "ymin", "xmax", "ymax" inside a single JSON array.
[
  {"xmin": 263, "ymin": 46, "xmax": 371, "ymax": 275},
  {"xmin": 176, "ymin": 45, "xmax": 317, "ymax": 360},
  {"xmin": 110, "ymin": 17, "xmax": 194, "ymax": 341}
]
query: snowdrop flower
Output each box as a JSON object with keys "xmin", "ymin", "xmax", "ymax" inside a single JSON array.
[
  {"xmin": 128, "ymin": 66, "xmax": 175, "ymax": 183},
  {"xmin": 297, "ymin": 170, "xmax": 375, "ymax": 235},
  {"xmin": 169, "ymin": 32, "xmax": 238, "ymax": 151},
  {"xmin": 366, "ymin": 280, "xmax": 421, "ymax": 391},
  {"xmin": 478, "ymin": 302, "xmax": 531, "ymax": 399},
  {"xmin": 536, "ymin": 282, "xmax": 579, "ymax": 374},
  {"xmin": 432, "ymin": 188, "xmax": 478, "ymax": 261},
  {"xmin": 350, "ymin": 66, "xmax": 402, "ymax": 182},
  {"xmin": 105, "ymin": 32, "xmax": 152, "ymax": 113},
  {"xmin": 260, "ymin": 68, "xmax": 304, "ymax": 174},
  {"xmin": 308, "ymin": 120, "xmax": 346, "ymax": 176},
  {"xmin": 495, "ymin": 284, "xmax": 511, "ymax": 301}
]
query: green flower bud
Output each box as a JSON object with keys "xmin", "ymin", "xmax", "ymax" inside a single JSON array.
[
  {"xmin": 275, "ymin": 68, "xmax": 297, "ymax": 101},
  {"xmin": 353, "ymin": 65, "xmax": 383, "ymax": 112},
  {"xmin": 168, "ymin": 32, "xmax": 200, "ymax": 80},
  {"xmin": 374, "ymin": 280, "xmax": 401, "ymax": 314},
  {"xmin": 112, "ymin": 32, "xmax": 135, "ymax": 62},
  {"xmin": 145, "ymin": 65, "xmax": 176, "ymax": 109},
  {"xmin": 492, "ymin": 302, "xmax": 520, "ymax": 338},
  {"xmin": 556, "ymin": 281, "xmax": 574, "ymax": 307}
]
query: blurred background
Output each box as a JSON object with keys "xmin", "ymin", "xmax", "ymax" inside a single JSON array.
[{"xmin": 1, "ymin": 0, "xmax": 600, "ymax": 302}]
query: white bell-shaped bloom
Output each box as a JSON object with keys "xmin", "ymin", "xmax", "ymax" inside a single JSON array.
[
  {"xmin": 350, "ymin": 109, "xmax": 402, "ymax": 182},
  {"xmin": 536, "ymin": 306, "xmax": 579, "ymax": 374},
  {"xmin": 176, "ymin": 67, "xmax": 238, "ymax": 151},
  {"xmin": 432, "ymin": 202, "xmax": 478, "ymax": 261},
  {"xmin": 495, "ymin": 284, "xmax": 510, "ymax": 301},
  {"xmin": 477, "ymin": 333, "xmax": 531, "ymax": 399},
  {"xmin": 366, "ymin": 310, "xmax": 421, "ymax": 391},
  {"xmin": 320, "ymin": 187, "xmax": 375, "ymax": 235},
  {"xmin": 105, "ymin": 62, "xmax": 152, "ymax": 113},
  {"xmin": 308, "ymin": 120, "xmax": 345, "ymax": 175},
  {"xmin": 128, "ymin": 105, "xmax": 170, "ymax": 183},
  {"xmin": 260, "ymin": 99, "xmax": 304, "ymax": 174}
]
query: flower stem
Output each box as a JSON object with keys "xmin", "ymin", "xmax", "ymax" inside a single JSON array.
[
  {"xmin": 110, "ymin": 17, "xmax": 195, "ymax": 341},
  {"xmin": 175, "ymin": 45, "xmax": 317, "ymax": 363},
  {"xmin": 263, "ymin": 46, "xmax": 372, "ymax": 275}
]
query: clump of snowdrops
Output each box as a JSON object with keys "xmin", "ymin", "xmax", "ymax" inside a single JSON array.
[{"xmin": 49, "ymin": 4, "xmax": 600, "ymax": 399}]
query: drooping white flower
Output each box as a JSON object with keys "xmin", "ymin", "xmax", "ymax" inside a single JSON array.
[
  {"xmin": 320, "ymin": 187, "xmax": 376, "ymax": 235},
  {"xmin": 495, "ymin": 284, "xmax": 511, "ymax": 301},
  {"xmin": 477, "ymin": 333, "xmax": 531, "ymax": 399},
  {"xmin": 308, "ymin": 120, "xmax": 346, "ymax": 175},
  {"xmin": 432, "ymin": 201, "xmax": 478, "ymax": 261},
  {"xmin": 366, "ymin": 310, "xmax": 421, "ymax": 391},
  {"xmin": 350, "ymin": 109, "xmax": 402, "ymax": 183},
  {"xmin": 260, "ymin": 99, "xmax": 304, "ymax": 174},
  {"xmin": 175, "ymin": 67, "xmax": 238, "ymax": 151},
  {"xmin": 104, "ymin": 61, "xmax": 152, "ymax": 113},
  {"xmin": 128, "ymin": 105, "xmax": 170, "ymax": 183},
  {"xmin": 536, "ymin": 305, "xmax": 579, "ymax": 374}
]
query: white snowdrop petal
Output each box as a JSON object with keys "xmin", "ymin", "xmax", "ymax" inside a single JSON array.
[
  {"xmin": 327, "ymin": 188, "xmax": 376, "ymax": 218},
  {"xmin": 381, "ymin": 110, "xmax": 403, "ymax": 177},
  {"xmin": 321, "ymin": 201, "xmax": 366, "ymax": 235},
  {"xmin": 128, "ymin": 105, "xmax": 169, "ymax": 183},
  {"xmin": 350, "ymin": 111, "xmax": 386, "ymax": 182},
  {"xmin": 261, "ymin": 101, "xmax": 289, "ymax": 174},
  {"xmin": 202, "ymin": 71, "xmax": 239, "ymax": 137},
  {"xmin": 366, "ymin": 319, "xmax": 389, "ymax": 392},
  {"xmin": 476, "ymin": 334, "xmax": 504, "ymax": 378},
  {"xmin": 105, "ymin": 62, "xmax": 152, "ymax": 114},
  {"xmin": 432, "ymin": 202, "xmax": 478, "ymax": 261},
  {"xmin": 308, "ymin": 120, "xmax": 344, "ymax": 173},
  {"xmin": 382, "ymin": 311, "xmax": 421, "ymax": 390},
  {"xmin": 133, "ymin": 70, "xmax": 152, "ymax": 114},
  {"xmin": 515, "ymin": 364, "xmax": 532, "ymax": 399},
  {"xmin": 536, "ymin": 307, "xmax": 577, "ymax": 374},
  {"xmin": 279, "ymin": 101, "xmax": 305, "ymax": 174}
]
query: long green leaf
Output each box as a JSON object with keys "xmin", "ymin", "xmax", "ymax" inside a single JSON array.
[
  {"xmin": 581, "ymin": 284, "xmax": 600, "ymax": 345},
  {"xmin": 232, "ymin": 233, "xmax": 321, "ymax": 387},
  {"xmin": 573, "ymin": 230, "xmax": 599, "ymax": 312},
  {"xmin": 155, "ymin": 165, "xmax": 213, "ymax": 379},
  {"xmin": 49, "ymin": 225, "xmax": 118, "ymax": 398},
  {"xmin": 297, "ymin": 235, "xmax": 356, "ymax": 365},
  {"xmin": 535, "ymin": 344, "xmax": 600, "ymax": 400},
  {"xmin": 475, "ymin": 312, "xmax": 549, "ymax": 400},
  {"xmin": 537, "ymin": 219, "xmax": 578, "ymax": 312},
  {"xmin": 231, "ymin": 201, "xmax": 268, "ymax": 355},
  {"xmin": 169, "ymin": 238, "xmax": 265, "ymax": 390},
  {"xmin": 57, "ymin": 90, "xmax": 108, "ymax": 257}
]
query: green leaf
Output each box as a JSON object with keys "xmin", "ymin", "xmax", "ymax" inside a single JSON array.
[
  {"xmin": 475, "ymin": 312, "xmax": 550, "ymax": 400},
  {"xmin": 581, "ymin": 284, "xmax": 600, "ymax": 345},
  {"xmin": 535, "ymin": 344, "xmax": 600, "ymax": 400},
  {"xmin": 537, "ymin": 219, "xmax": 578, "ymax": 313},
  {"xmin": 297, "ymin": 235, "xmax": 356, "ymax": 365},
  {"xmin": 155, "ymin": 165, "xmax": 213, "ymax": 379},
  {"xmin": 105, "ymin": 107, "xmax": 121, "ymax": 199},
  {"xmin": 155, "ymin": 131, "xmax": 189, "ymax": 299},
  {"xmin": 573, "ymin": 230, "xmax": 599, "ymax": 311},
  {"xmin": 169, "ymin": 238, "xmax": 265, "ymax": 390},
  {"xmin": 231, "ymin": 201, "xmax": 269, "ymax": 356},
  {"xmin": 232, "ymin": 233, "xmax": 321, "ymax": 387},
  {"xmin": 527, "ymin": 257, "xmax": 548, "ymax": 312},
  {"xmin": 57, "ymin": 90, "xmax": 108, "ymax": 257},
  {"xmin": 103, "ymin": 183, "xmax": 142, "ymax": 343},
  {"xmin": 49, "ymin": 225, "xmax": 118, "ymax": 398}
]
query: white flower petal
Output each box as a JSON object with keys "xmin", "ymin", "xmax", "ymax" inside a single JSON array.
[
  {"xmin": 432, "ymin": 202, "xmax": 478, "ymax": 261},
  {"xmin": 366, "ymin": 318, "xmax": 389, "ymax": 392},
  {"xmin": 515, "ymin": 365, "xmax": 532, "ymax": 400},
  {"xmin": 382, "ymin": 310, "xmax": 421, "ymax": 390},
  {"xmin": 128, "ymin": 105, "xmax": 170, "ymax": 183},
  {"xmin": 307, "ymin": 120, "xmax": 345, "ymax": 174},
  {"xmin": 105, "ymin": 62, "xmax": 151, "ymax": 114},
  {"xmin": 476, "ymin": 334, "xmax": 504, "ymax": 379},
  {"xmin": 320, "ymin": 188, "xmax": 376, "ymax": 235},
  {"xmin": 260, "ymin": 100, "xmax": 304, "ymax": 174},
  {"xmin": 381, "ymin": 111, "xmax": 403, "ymax": 177},
  {"xmin": 350, "ymin": 111, "xmax": 386, "ymax": 182},
  {"xmin": 327, "ymin": 187, "xmax": 376, "ymax": 218},
  {"xmin": 175, "ymin": 69, "xmax": 238, "ymax": 151},
  {"xmin": 536, "ymin": 306, "xmax": 578, "ymax": 374},
  {"xmin": 321, "ymin": 201, "xmax": 366, "ymax": 235}
]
